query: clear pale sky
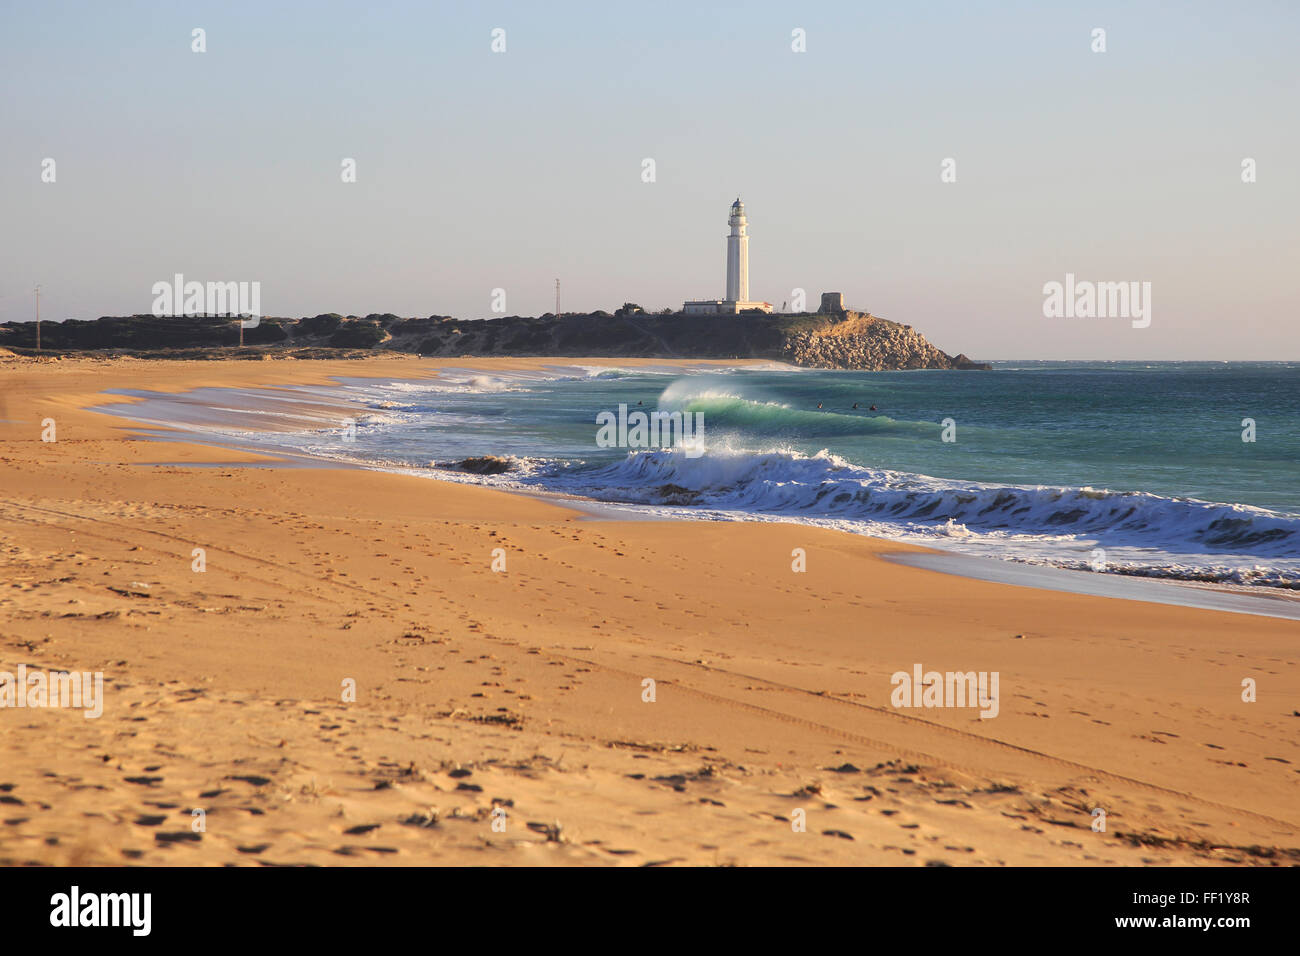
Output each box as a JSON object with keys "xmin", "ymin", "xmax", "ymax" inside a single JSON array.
[{"xmin": 2, "ymin": 1, "xmax": 1297, "ymax": 359}]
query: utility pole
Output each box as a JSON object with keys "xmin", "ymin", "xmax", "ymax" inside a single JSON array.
[
  {"xmin": 34, "ymin": 285, "xmax": 41, "ymax": 352},
  {"xmin": 555, "ymin": 279, "xmax": 560, "ymax": 318}
]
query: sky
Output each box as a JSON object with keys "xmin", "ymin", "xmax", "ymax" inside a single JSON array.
[{"xmin": 1, "ymin": 0, "xmax": 1297, "ymax": 359}]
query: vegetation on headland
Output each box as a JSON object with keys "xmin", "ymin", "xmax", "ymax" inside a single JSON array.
[{"xmin": 0, "ymin": 310, "xmax": 989, "ymax": 370}]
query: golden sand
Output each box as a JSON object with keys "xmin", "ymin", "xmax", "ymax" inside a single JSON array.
[{"xmin": 1, "ymin": 355, "xmax": 1296, "ymax": 866}]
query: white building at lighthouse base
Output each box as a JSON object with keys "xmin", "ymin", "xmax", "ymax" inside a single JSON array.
[{"xmin": 683, "ymin": 298, "xmax": 773, "ymax": 315}]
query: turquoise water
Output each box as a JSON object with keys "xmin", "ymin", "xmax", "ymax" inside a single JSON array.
[
  {"xmin": 99, "ymin": 361, "xmax": 1300, "ymax": 588},
  {"xmin": 660, "ymin": 362, "xmax": 1300, "ymax": 512}
]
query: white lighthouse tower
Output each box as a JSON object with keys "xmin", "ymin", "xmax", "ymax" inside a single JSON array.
[
  {"xmin": 682, "ymin": 198, "xmax": 773, "ymax": 315},
  {"xmin": 725, "ymin": 197, "xmax": 749, "ymax": 302}
]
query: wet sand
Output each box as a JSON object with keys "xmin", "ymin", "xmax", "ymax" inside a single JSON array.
[{"xmin": 883, "ymin": 552, "xmax": 1300, "ymax": 621}]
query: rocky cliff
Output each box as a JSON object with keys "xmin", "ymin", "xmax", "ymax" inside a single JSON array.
[{"xmin": 0, "ymin": 310, "xmax": 989, "ymax": 370}]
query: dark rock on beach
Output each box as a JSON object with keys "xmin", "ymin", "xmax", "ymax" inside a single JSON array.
[{"xmin": 452, "ymin": 456, "xmax": 513, "ymax": 475}]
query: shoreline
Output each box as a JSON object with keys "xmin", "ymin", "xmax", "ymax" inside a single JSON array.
[
  {"xmin": 2, "ymin": 354, "xmax": 1297, "ymax": 866},
  {"xmin": 883, "ymin": 552, "xmax": 1300, "ymax": 621},
  {"xmin": 79, "ymin": 357, "xmax": 1300, "ymax": 616}
]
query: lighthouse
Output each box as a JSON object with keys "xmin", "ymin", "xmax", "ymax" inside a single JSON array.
[
  {"xmin": 682, "ymin": 199, "xmax": 773, "ymax": 315},
  {"xmin": 725, "ymin": 198, "xmax": 749, "ymax": 302}
]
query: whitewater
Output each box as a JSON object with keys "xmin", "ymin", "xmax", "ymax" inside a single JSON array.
[{"xmin": 95, "ymin": 361, "xmax": 1300, "ymax": 590}]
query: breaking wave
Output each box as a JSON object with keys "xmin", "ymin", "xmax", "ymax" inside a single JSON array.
[{"xmin": 527, "ymin": 446, "xmax": 1300, "ymax": 564}]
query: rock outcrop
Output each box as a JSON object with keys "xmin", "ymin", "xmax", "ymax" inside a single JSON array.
[{"xmin": 779, "ymin": 312, "xmax": 988, "ymax": 370}]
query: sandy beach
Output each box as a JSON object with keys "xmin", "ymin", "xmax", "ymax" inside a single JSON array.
[{"xmin": 1, "ymin": 354, "xmax": 1297, "ymax": 866}]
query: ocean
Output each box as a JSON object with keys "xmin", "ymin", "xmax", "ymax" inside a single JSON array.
[{"xmin": 100, "ymin": 361, "xmax": 1300, "ymax": 590}]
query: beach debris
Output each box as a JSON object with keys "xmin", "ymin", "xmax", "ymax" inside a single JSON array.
[
  {"xmin": 401, "ymin": 808, "xmax": 440, "ymax": 829},
  {"xmin": 526, "ymin": 820, "xmax": 564, "ymax": 842}
]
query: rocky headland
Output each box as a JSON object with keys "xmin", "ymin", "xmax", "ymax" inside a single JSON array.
[{"xmin": 0, "ymin": 309, "xmax": 989, "ymax": 370}]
